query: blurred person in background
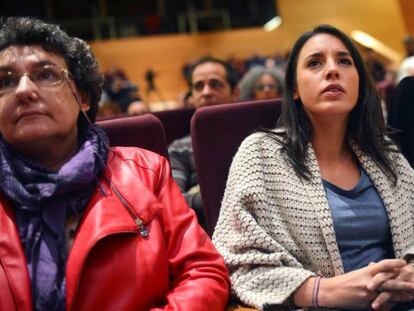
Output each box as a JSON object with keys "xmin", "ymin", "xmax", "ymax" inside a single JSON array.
[
  {"xmin": 97, "ymin": 100, "xmax": 122, "ymax": 119},
  {"xmin": 103, "ymin": 67, "xmax": 140, "ymax": 113},
  {"xmin": 127, "ymin": 98, "xmax": 148, "ymax": 115},
  {"xmin": 364, "ymin": 48, "xmax": 386, "ymax": 82},
  {"xmin": 397, "ymin": 36, "xmax": 414, "ymax": 82},
  {"xmin": 238, "ymin": 65, "xmax": 284, "ymax": 101}
]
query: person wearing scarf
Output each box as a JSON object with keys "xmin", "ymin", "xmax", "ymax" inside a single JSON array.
[{"xmin": 0, "ymin": 17, "xmax": 229, "ymax": 311}]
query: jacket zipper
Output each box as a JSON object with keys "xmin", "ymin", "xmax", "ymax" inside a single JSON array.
[{"xmin": 102, "ymin": 173, "xmax": 149, "ymax": 237}]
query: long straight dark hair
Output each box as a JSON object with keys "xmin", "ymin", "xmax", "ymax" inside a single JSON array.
[{"xmin": 268, "ymin": 24, "xmax": 397, "ymax": 183}]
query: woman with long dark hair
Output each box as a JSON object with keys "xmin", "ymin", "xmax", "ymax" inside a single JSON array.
[{"xmin": 213, "ymin": 25, "xmax": 414, "ymax": 310}]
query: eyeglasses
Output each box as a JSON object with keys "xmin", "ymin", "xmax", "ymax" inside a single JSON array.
[
  {"xmin": 0, "ymin": 65, "xmax": 71, "ymax": 95},
  {"xmin": 192, "ymin": 79, "xmax": 225, "ymax": 92},
  {"xmin": 255, "ymin": 83, "xmax": 277, "ymax": 91}
]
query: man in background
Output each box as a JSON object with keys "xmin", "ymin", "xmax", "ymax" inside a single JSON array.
[{"xmin": 168, "ymin": 57, "xmax": 239, "ymax": 228}]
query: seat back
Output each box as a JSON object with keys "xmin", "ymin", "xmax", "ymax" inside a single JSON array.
[
  {"xmin": 191, "ymin": 99, "xmax": 282, "ymax": 236},
  {"xmin": 152, "ymin": 107, "xmax": 195, "ymax": 145},
  {"xmin": 388, "ymin": 76, "xmax": 414, "ymax": 167},
  {"xmin": 96, "ymin": 114, "xmax": 169, "ymax": 159}
]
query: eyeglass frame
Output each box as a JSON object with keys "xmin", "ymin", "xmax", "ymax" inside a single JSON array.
[
  {"xmin": 254, "ymin": 83, "xmax": 278, "ymax": 91},
  {"xmin": 0, "ymin": 64, "xmax": 72, "ymax": 96}
]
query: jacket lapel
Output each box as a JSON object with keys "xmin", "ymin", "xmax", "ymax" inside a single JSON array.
[
  {"xmin": 66, "ymin": 151, "xmax": 162, "ymax": 309},
  {"xmin": 0, "ymin": 198, "xmax": 33, "ymax": 310}
]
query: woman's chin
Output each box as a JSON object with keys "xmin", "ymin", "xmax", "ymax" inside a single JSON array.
[{"xmin": 5, "ymin": 127, "xmax": 56, "ymax": 147}]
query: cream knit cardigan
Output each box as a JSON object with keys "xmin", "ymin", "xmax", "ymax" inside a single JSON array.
[{"xmin": 213, "ymin": 132, "xmax": 414, "ymax": 311}]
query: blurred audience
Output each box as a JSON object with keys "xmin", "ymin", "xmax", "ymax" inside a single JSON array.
[
  {"xmin": 97, "ymin": 101, "xmax": 122, "ymax": 118},
  {"xmin": 181, "ymin": 51, "xmax": 289, "ymax": 96},
  {"xmin": 364, "ymin": 48, "xmax": 386, "ymax": 82},
  {"xmin": 127, "ymin": 100, "xmax": 148, "ymax": 115},
  {"xmin": 103, "ymin": 67, "xmax": 141, "ymax": 112}
]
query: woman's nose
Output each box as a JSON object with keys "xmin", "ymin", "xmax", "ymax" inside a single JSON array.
[
  {"xmin": 14, "ymin": 75, "xmax": 39, "ymax": 102},
  {"xmin": 325, "ymin": 59, "xmax": 340, "ymax": 80}
]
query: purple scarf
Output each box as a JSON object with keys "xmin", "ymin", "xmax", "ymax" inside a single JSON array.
[{"xmin": 0, "ymin": 126, "xmax": 109, "ymax": 311}]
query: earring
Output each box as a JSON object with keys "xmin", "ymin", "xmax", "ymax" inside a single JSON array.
[{"xmin": 81, "ymin": 104, "xmax": 90, "ymax": 112}]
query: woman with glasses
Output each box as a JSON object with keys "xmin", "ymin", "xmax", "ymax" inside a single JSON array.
[
  {"xmin": 214, "ymin": 25, "xmax": 414, "ymax": 310},
  {"xmin": 238, "ymin": 65, "xmax": 284, "ymax": 101},
  {"xmin": 0, "ymin": 17, "xmax": 229, "ymax": 311}
]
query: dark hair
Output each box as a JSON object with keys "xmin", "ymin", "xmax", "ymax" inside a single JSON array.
[
  {"xmin": 0, "ymin": 17, "xmax": 103, "ymax": 130},
  {"xmin": 269, "ymin": 24, "xmax": 397, "ymax": 183},
  {"xmin": 189, "ymin": 56, "xmax": 238, "ymax": 90}
]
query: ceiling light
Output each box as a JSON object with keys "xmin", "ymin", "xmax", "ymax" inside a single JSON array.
[
  {"xmin": 351, "ymin": 30, "xmax": 402, "ymax": 64},
  {"xmin": 264, "ymin": 16, "xmax": 282, "ymax": 32}
]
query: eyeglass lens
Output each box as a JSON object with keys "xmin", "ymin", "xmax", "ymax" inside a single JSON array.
[
  {"xmin": 255, "ymin": 84, "xmax": 277, "ymax": 91},
  {"xmin": 0, "ymin": 65, "xmax": 66, "ymax": 94}
]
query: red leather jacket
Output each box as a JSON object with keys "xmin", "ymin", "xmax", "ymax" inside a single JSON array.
[{"xmin": 0, "ymin": 147, "xmax": 230, "ymax": 311}]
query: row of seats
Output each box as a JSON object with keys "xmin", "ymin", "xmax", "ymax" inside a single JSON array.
[{"xmin": 97, "ymin": 98, "xmax": 282, "ymax": 236}]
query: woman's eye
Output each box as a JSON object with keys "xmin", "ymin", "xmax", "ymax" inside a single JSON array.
[
  {"xmin": 307, "ymin": 60, "xmax": 321, "ymax": 68},
  {"xmin": 0, "ymin": 75, "xmax": 17, "ymax": 89},
  {"xmin": 36, "ymin": 68, "xmax": 60, "ymax": 82},
  {"xmin": 38, "ymin": 69, "xmax": 54, "ymax": 80},
  {"xmin": 339, "ymin": 58, "xmax": 353, "ymax": 65}
]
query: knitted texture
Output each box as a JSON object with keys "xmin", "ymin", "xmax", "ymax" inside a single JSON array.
[{"xmin": 213, "ymin": 131, "xmax": 414, "ymax": 311}]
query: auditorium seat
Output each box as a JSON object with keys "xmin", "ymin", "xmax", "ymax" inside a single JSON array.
[
  {"xmin": 152, "ymin": 107, "xmax": 195, "ymax": 145},
  {"xmin": 388, "ymin": 77, "xmax": 414, "ymax": 168},
  {"xmin": 191, "ymin": 99, "xmax": 282, "ymax": 236},
  {"xmin": 96, "ymin": 113, "xmax": 169, "ymax": 160}
]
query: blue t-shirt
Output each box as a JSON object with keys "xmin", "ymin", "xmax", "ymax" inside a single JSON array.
[{"xmin": 322, "ymin": 168, "xmax": 394, "ymax": 273}]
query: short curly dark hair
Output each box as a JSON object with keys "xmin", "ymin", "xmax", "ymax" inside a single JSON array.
[{"xmin": 0, "ymin": 17, "xmax": 103, "ymax": 128}]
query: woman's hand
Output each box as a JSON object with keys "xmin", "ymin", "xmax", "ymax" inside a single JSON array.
[
  {"xmin": 317, "ymin": 259, "xmax": 406, "ymax": 309},
  {"xmin": 368, "ymin": 263, "xmax": 414, "ymax": 310}
]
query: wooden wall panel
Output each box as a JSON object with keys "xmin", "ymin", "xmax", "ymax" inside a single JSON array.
[{"xmin": 398, "ymin": 0, "xmax": 414, "ymax": 37}]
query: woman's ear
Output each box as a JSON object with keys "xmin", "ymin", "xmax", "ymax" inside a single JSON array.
[
  {"xmin": 293, "ymin": 89, "xmax": 300, "ymax": 100},
  {"xmin": 79, "ymin": 92, "xmax": 91, "ymax": 112},
  {"xmin": 81, "ymin": 103, "xmax": 91, "ymax": 112}
]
